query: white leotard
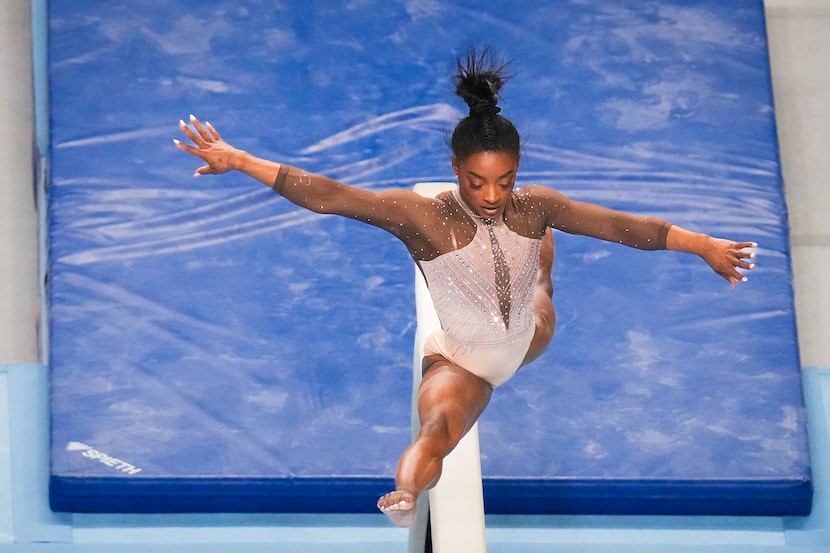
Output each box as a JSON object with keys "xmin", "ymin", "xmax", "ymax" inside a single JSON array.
[{"xmin": 420, "ymin": 189, "xmax": 542, "ymax": 387}]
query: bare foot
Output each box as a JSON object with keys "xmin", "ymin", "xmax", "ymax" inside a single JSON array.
[{"xmin": 377, "ymin": 490, "xmax": 417, "ymax": 527}]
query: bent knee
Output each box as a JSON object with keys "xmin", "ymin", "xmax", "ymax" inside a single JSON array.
[
  {"xmin": 539, "ymin": 302, "xmax": 556, "ymax": 331},
  {"xmin": 534, "ymin": 295, "xmax": 556, "ymax": 333},
  {"xmin": 522, "ymin": 306, "xmax": 556, "ymax": 367}
]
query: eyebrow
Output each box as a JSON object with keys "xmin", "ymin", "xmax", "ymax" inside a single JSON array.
[{"xmin": 467, "ymin": 168, "xmax": 516, "ymax": 180}]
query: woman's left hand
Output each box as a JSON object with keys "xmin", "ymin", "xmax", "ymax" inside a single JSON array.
[{"xmin": 701, "ymin": 237, "xmax": 757, "ymax": 287}]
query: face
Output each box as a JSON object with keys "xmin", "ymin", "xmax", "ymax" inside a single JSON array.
[{"xmin": 453, "ymin": 150, "xmax": 519, "ymax": 219}]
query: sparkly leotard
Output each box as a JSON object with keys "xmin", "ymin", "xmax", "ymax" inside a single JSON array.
[{"xmin": 419, "ymin": 189, "xmax": 541, "ymax": 387}]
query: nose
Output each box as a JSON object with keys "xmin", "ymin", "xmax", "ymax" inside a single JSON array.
[{"xmin": 483, "ymin": 184, "xmax": 500, "ymax": 205}]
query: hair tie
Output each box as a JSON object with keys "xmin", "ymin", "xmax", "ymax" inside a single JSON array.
[{"xmin": 470, "ymin": 99, "xmax": 501, "ymax": 117}]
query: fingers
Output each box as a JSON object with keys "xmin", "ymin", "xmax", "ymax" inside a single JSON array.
[
  {"xmin": 736, "ymin": 242, "xmax": 758, "ymax": 272},
  {"xmin": 174, "ymin": 116, "xmax": 211, "ymax": 176},
  {"xmin": 191, "ymin": 115, "xmax": 222, "ymax": 142},
  {"xmin": 723, "ymin": 241, "xmax": 758, "ymax": 286},
  {"xmin": 173, "ymin": 138, "xmax": 211, "ymax": 176},
  {"xmin": 172, "ymin": 137, "xmax": 193, "ymax": 153},
  {"xmin": 188, "ymin": 114, "xmax": 212, "ymax": 142},
  {"xmin": 176, "ymin": 114, "xmax": 218, "ymax": 146},
  {"xmin": 736, "ymin": 242, "xmax": 757, "ymax": 260},
  {"xmin": 192, "ymin": 164, "xmax": 211, "ymax": 177},
  {"xmin": 178, "ymin": 118, "xmax": 204, "ymax": 146},
  {"xmin": 174, "ymin": 115, "xmax": 235, "ymax": 177},
  {"xmin": 205, "ymin": 121, "xmax": 222, "ymax": 141},
  {"xmin": 172, "ymin": 130, "xmax": 206, "ymax": 161},
  {"xmin": 733, "ymin": 250, "xmax": 756, "ymax": 271}
]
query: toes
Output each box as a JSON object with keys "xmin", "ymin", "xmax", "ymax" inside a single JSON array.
[
  {"xmin": 378, "ymin": 491, "xmax": 418, "ymax": 528},
  {"xmin": 377, "ymin": 491, "xmax": 415, "ymax": 512}
]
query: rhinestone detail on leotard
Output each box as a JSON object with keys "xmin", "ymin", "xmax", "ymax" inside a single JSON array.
[
  {"xmin": 418, "ymin": 189, "xmax": 541, "ymax": 346},
  {"xmin": 482, "ymin": 217, "xmax": 511, "ymax": 328}
]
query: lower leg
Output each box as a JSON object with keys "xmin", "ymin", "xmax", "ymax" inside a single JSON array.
[
  {"xmin": 395, "ymin": 429, "xmax": 447, "ymax": 494},
  {"xmin": 378, "ymin": 361, "xmax": 493, "ymax": 527},
  {"xmin": 375, "ymin": 429, "xmax": 447, "ymax": 527}
]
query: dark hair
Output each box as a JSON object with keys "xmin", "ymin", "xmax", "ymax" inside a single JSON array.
[{"xmin": 450, "ymin": 47, "xmax": 521, "ymax": 162}]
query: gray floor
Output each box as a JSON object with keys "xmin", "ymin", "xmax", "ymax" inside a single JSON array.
[
  {"xmin": 766, "ymin": 0, "xmax": 830, "ymax": 368},
  {"xmin": 2, "ymin": 0, "xmax": 829, "ymax": 551},
  {"xmin": 0, "ymin": 0, "xmax": 37, "ymax": 365}
]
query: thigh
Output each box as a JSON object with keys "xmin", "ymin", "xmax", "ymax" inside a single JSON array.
[{"xmin": 418, "ymin": 355, "xmax": 494, "ymax": 444}]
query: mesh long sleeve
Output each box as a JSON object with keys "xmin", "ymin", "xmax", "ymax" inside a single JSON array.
[{"xmin": 510, "ymin": 185, "xmax": 671, "ymax": 251}]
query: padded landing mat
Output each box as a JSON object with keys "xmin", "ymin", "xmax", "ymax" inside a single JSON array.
[{"xmin": 48, "ymin": 0, "xmax": 810, "ymax": 514}]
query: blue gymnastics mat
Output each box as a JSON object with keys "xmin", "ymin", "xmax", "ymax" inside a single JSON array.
[{"xmin": 48, "ymin": 0, "xmax": 811, "ymax": 515}]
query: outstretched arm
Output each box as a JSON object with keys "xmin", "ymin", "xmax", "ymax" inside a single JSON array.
[
  {"xmin": 173, "ymin": 115, "xmax": 431, "ymax": 234},
  {"xmin": 666, "ymin": 226, "xmax": 756, "ymax": 287},
  {"xmin": 531, "ymin": 185, "xmax": 756, "ymax": 287}
]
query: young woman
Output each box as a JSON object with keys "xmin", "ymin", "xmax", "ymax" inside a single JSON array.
[{"xmin": 175, "ymin": 49, "xmax": 756, "ymax": 527}]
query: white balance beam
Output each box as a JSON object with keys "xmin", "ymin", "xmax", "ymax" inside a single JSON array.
[{"xmin": 409, "ymin": 182, "xmax": 487, "ymax": 553}]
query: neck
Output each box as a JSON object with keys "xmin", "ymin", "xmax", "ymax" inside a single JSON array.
[{"xmin": 453, "ymin": 189, "xmax": 503, "ymax": 224}]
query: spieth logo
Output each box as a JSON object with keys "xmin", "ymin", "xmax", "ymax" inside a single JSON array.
[{"xmin": 66, "ymin": 442, "xmax": 143, "ymax": 475}]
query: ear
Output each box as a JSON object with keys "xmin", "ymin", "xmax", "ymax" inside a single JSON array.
[{"xmin": 451, "ymin": 155, "xmax": 459, "ymax": 176}]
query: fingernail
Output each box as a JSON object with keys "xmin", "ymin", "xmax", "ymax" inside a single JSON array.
[
  {"xmin": 749, "ymin": 263, "xmax": 756, "ymax": 269},
  {"xmin": 179, "ymin": 119, "xmax": 186, "ymax": 127},
  {"xmin": 193, "ymin": 172, "xmax": 201, "ymax": 178},
  {"xmin": 742, "ymin": 277, "xmax": 748, "ymax": 282},
  {"xmin": 172, "ymin": 138, "xmax": 180, "ymax": 144},
  {"xmin": 189, "ymin": 113, "xmax": 197, "ymax": 121},
  {"xmin": 751, "ymin": 242, "xmax": 758, "ymax": 247}
]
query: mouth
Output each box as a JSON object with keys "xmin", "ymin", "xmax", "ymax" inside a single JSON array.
[{"xmin": 480, "ymin": 206, "xmax": 501, "ymax": 218}]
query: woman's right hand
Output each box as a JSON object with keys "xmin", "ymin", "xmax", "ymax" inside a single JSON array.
[{"xmin": 174, "ymin": 114, "xmax": 241, "ymax": 177}]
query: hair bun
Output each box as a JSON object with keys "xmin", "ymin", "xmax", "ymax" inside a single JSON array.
[
  {"xmin": 469, "ymin": 99, "xmax": 502, "ymax": 117},
  {"xmin": 450, "ymin": 47, "xmax": 520, "ymax": 161},
  {"xmin": 454, "ymin": 47, "xmax": 511, "ymax": 118}
]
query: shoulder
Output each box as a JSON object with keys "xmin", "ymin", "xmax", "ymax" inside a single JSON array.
[
  {"xmin": 511, "ymin": 184, "xmax": 571, "ymax": 210},
  {"xmin": 434, "ymin": 189, "xmax": 465, "ymax": 213},
  {"xmin": 376, "ymin": 186, "xmax": 460, "ymax": 234},
  {"xmin": 340, "ymin": 186, "xmax": 447, "ymax": 237},
  {"xmin": 502, "ymin": 185, "xmax": 567, "ymax": 237},
  {"xmin": 373, "ymin": 187, "xmax": 446, "ymax": 215},
  {"xmin": 506, "ymin": 185, "xmax": 581, "ymax": 236}
]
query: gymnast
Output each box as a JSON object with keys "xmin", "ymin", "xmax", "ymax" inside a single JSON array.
[{"xmin": 174, "ymin": 49, "xmax": 757, "ymax": 527}]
